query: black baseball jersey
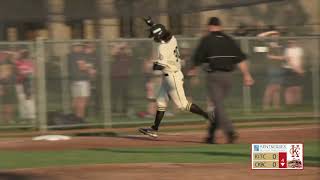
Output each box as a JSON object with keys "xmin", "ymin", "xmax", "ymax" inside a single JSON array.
[{"xmin": 192, "ymin": 31, "xmax": 246, "ymax": 72}]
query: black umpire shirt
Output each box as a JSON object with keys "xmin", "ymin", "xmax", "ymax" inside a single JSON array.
[{"xmin": 192, "ymin": 31, "xmax": 246, "ymax": 72}]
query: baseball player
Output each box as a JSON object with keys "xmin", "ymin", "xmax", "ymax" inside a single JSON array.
[{"xmin": 139, "ymin": 17, "xmax": 212, "ymax": 138}]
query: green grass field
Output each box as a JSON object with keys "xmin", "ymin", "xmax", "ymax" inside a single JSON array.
[{"xmin": 0, "ymin": 141, "xmax": 318, "ymax": 170}]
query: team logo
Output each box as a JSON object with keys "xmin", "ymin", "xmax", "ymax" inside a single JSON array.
[
  {"xmin": 288, "ymin": 159, "xmax": 303, "ymax": 168},
  {"xmin": 254, "ymin": 145, "xmax": 259, "ymax": 151},
  {"xmin": 288, "ymin": 144, "xmax": 302, "ymax": 169},
  {"xmin": 290, "ymin": 145, "xmax": 300, "ymax": 158}
]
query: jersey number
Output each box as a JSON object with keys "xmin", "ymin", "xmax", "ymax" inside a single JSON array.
[{"xmin": 174, "ymin": 46, "xmax": 180, "ymax": 62}]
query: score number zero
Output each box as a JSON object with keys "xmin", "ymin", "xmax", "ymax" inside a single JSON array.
[
  {"xmin": 254, "ymin": 153, "xmax": 278, "ymax": 160},
  {"xmin": 253, "ymin": 153, "xmax": 278, "ymax": 168},
  {"xmin": 254, "ymin": 161, "xmax": 278, "ymax": 168}
]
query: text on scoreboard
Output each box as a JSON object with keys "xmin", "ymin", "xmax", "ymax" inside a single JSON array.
[{"xmin": 251, "ymin": 144, "xmax": 303, "ymax": 169}]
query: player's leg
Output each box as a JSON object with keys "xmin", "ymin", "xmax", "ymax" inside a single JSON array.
[
  {"xmin": 169, "ymin": 72, "xmax": 209, "ymax": 119},
  {"xmin": 152, "ymin": 82, "xmax": 169, "ymax": 130},
  {"xmin": 16, "ymin": 84, "xmax": 27, "ymax": 119},
  {"xmin": 139, "ymin": 82, "xmax": 168, "ymax": 137}
]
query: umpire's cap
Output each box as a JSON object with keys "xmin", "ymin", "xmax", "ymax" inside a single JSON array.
[{"xmin": 208, "ymin": 17, "xmax": 221, "ymax": 26}]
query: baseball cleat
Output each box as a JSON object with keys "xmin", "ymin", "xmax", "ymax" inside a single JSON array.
[{"xmin": 139, "ymin": 128, "xmax": 158, "ymax": 138}]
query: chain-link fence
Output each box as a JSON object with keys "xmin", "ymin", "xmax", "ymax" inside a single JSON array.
[{"xmin": 0, "ymin": 36, "xmax": 319, "ymax": 131}]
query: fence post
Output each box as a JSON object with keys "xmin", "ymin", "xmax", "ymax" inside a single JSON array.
[
  {"xmin": 60, "ymin": 49, "xmax": 71, "ymax": 114},
  {"xmin": 35, "ymin": 38, "xmax": 48, "ymax": 132},
  {"xmin": 312, "ymin": 38, "xmax": 320, "ymax": 119},
  {"xmin": 240, "ymin": 38, "xmax": 252, "ymax": 114},
  {"xmin": 100, "ymin": 40, "xmax": 112, "ymax": 128}
]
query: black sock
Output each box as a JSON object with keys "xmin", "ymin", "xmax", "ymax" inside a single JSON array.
[
  {"xmin": 208, "ymin": 122, "xmax": 218, "ymax": 140},
  {"xmin": 189, "ymin": 103, "xmax": 208, "ymax": 119},
  {"xmin": 151, "ymin": 111, "xmax": 165, "ymax": 131}
]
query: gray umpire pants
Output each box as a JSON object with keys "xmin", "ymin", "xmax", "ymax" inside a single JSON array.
[{"xmin": 206, "ymin": 71, "xmax": 235, "ymax": 137}]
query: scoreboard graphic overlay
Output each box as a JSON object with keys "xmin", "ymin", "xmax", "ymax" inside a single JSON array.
[{"xmin": 251, "ymin": 144, "xmax": 303, "ymax": 169}]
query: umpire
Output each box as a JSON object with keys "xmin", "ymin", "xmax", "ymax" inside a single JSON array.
[{"xmin": 192, "ymin": 17, "xmax": 254, "ymax": 144}]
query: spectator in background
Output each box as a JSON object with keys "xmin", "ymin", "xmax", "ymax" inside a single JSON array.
[
  {"xmin": 83, "ymin": 43, "xmax": 99, "ymax": 113},
  {"xmin": 84, "ymin": 43, "xmax": 98, "ymax": 72},
  {"xmin": 0, "ymin": 51, "xmax": 16, "ymax": 123},
  {"xmin": 257, "ymin": 26, "xmax": 279, "ymax": 37},
  {"xmin": 110, "ymin": 42, "xmax": 132, "ymax": 115},
  {"xmin": 260, "ymin": 31, "xmax": 284, "ymax": 110},
  {"xmin": 68, "ymin": 43, "xmax": 95, "ymax": 119},
  {"xmin": 15, "ymin": 49, "xmax": 36, "ymax": 120},
  {"xmin": 248, "ymin": 21, "xmax": 266, "ymax": 36},
  {"xmin": 84, "ymin": 43, "xmax": 98, "ymax": 66},
  {"xmin": 283, "ymin": 40, "xmax": 304, "ymax": 106},
  {"xmin": 233, "ymin": 23, "xmax": 249, "ymax": 37}
]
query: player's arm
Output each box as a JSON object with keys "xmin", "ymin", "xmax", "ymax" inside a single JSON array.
[
  {"xmin": 267, "ymin": 54, "xmax": 284, "ymax": 61},
  {"xmin": 238, "ymin": 61, "xmax": 254, "ymax": 86},
  {"xmin": 236, "ymin": 56, "xmax": 254, "ymax": 86},
  {"xmin": 231, "ymin": 40, "xmax": 254, "ymax": 86},
  {"xmin": 191, "ymin": 37, "xmax": 208, "ymax": 67},
  {"xmin": 188, "ymin": 37, "xmax": 207, "ymax": 75},
  {"xmin": 153, "ymin": 62, "xmax": 165, "ymax": 70},
  {"xmin": 267, "ymin": 49, "xmax": 284, "ymax": 61}
]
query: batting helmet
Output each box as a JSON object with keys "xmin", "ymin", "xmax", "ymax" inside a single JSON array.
[
  {"xmin": 149, "ymin": 24, "xmax": 172, "ymax": 43},
  {"xmin": 144, "ymin": 16, "xmax": 172, "ymax": 42}
]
